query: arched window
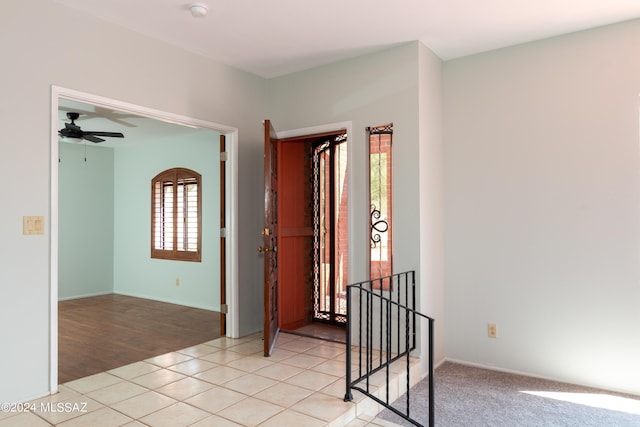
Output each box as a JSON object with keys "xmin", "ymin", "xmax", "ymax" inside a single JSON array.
[{"xmin": 151, "ymin": 168, "xmax": 202, "ymax": 262}]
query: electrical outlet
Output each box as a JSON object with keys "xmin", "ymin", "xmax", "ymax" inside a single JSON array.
[
  {"xmin": 175, "ymin": 277, "xmax": 180, "ymax": 286},
  {"xmin": 488, "ymin": 323, "xmax": 498, "ymax": 338}
]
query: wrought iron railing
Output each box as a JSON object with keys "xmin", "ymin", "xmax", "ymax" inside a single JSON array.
[{"xmin": 344, "ymin": 271, "xmax": 434, "ymax": 427}]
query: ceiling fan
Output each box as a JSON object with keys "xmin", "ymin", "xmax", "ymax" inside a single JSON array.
[
  {"xmin": 59, "ymin": 106, "xmax": 138, "ymax": 128},
  {"xmin": 59, "ymin": 112, "xmax": 124, "ymax": 143}
]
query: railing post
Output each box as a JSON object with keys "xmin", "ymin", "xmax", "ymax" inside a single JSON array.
[
  {"xmin": 379, "ymin": 278, "xmax": 383, "ymax": 371},
  {"xmin": 385, "ymin": 297, "xmax": 391, "ymax": 405},
  {"xmin": 344, "ymin": 271, "xmax": 432, "ymax": 427},
  {"xmin": 429, "ymin": 317, "xmax": 435, "ymax": 427},
  {"xmin": 405, "ymin": 299, "xmax": 411, "ymax": 419},
  {"xmin": 411, "ymin": 271, "xmax": 417, "ymax": 351},
  {"xmin": 358, "ymin": 283, "xmax": 363, "ymax": 379},
  {"xmin": 366, "ymin": 288, "xmax": 372, "ymax": 393},
  {"xmin": 344, "ymin": 285, "xmax": 353, "ymax": 402},
  {"xmin": 396, "ymin": 274, "xmax": 401, "ymax": 358}
]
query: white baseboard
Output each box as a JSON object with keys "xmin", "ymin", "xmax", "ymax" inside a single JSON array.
[
  {"xmin": 59, "ymin": 291, "xmax": 217, "ymax": 312},
  {"xmin": 444, "ymin": 357, "xmax": 554, "ymax": 379},
  {"xmin": 113, "ymin": 291, "xmax": 218, "ymax": 312},
  {"xmin": 58, "ymin": 291, "xmax": 112, "ymax": 301},
  {"xmin": 443, "ymin": 357, "xmax": 640, "ymax": 397},
  {"xmin": 419, "ymin": 356, "xmax": 447, "ymax": 379}
]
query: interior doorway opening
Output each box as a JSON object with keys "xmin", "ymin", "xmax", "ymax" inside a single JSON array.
[{"xmin": 50, "ymin": 86, "xmax": 239, "ymax": 392}]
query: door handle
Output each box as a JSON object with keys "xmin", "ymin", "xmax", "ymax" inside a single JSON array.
[{"xmin": 257, "ymin": 246, "xmax": 278, "ymax": 253}]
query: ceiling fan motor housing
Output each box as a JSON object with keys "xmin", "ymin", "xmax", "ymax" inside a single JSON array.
[
  {"xmin": 59, "ymin": 111, "xmax": 124, "ymax": 143},
  {"xmin": 67, "ymin": 112, "xmax": 80, "ymax": 121}
]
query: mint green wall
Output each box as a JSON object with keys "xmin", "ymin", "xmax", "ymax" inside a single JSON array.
[
  {"xmin": 58, "ymin": 144, "xmax": 114, "ymax": 299},
  {"xmin": 57, "ymin": 131, "xmax": 219, "ymax": 310},
  {"xmin": 113, "ymin": 132, "xmax": 220, "ymax": 311}
]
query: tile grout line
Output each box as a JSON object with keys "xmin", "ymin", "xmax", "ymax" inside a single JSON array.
[{"xmin": 11, "ymin": 332, "xmax": 414, "ymax": 427}]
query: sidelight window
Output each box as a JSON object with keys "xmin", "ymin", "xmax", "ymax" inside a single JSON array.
[{"xmin": 368, "ymin": 124, "xmax": 393, "ymax": 279}]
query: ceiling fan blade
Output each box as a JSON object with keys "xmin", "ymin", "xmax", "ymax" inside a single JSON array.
[
  {"xmin": 83, "ymin": 131, "xmax": 124, "ymax": 138},
  {"xmin": 83, "ymin": 135, "xmax": 105, "ymax": 143},
  {"xmin": 93, "ymin": 106, "xmax": 138, "ymax": 127}
]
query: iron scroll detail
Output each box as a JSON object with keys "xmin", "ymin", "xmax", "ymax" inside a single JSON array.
[{"xmin": 370, "ymin": 204, "xmax": 389, "ymax": 249}]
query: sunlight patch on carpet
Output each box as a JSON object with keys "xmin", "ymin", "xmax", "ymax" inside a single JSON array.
[{"xmin": 521, "ymin": 391, "xmax": 640, "ymax": 415}]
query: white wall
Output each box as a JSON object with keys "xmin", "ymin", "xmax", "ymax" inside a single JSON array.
[
  {"xmin": 444, "ymin": 20, "xmax": 640, "ymax": 394},
  {"xmin": 6, "ymin": 0, "xmax": 635, "ymax": 406},
  {"xmin": 269, "ymin": 42, "xmax": 422, "ymax": 283},
  {"xmin": 58, "ymin": 144, "xmax": 114, "ymax": 299},
  {"xmin": 418, "ymin": 43, "xmax": 446, "ymax": 367},
  {"xmin": 268, "ymin": 42, "xmax": 446, "ymax": 362},
  {"xmin": 0, "ymin": 0, "xmax": 266, "ymax": 402}
]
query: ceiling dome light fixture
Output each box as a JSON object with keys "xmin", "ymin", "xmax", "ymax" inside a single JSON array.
[{"xmin": 190, "ymin": 3, "xmax": 208, "ymax": 18}]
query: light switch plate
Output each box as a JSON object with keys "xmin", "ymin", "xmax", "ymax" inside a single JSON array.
[{"xmin": 23, "ymin": 216, "xmax": 45, "ymax": 235}]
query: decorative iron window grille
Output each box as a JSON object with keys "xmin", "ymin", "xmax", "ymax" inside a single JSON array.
[
  {"xmin": 368, "ymin": 124, "xmax": 393, "ymax": 280},
  {"xmin": 312, "ymin": 133, "xmax": 348, "ymax": 324}
]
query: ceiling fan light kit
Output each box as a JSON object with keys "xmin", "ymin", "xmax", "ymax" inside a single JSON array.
[
  {"xmin": 59, "ymin": 136, "xmax": 84, "ymax": 144},
  {"xmin": 190, "ymin": 3, "xmax": 208, "ymax": 18}
]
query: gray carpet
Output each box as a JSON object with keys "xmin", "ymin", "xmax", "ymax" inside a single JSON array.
[{"xmin": 376, "ymin": 362, "xmax": 640, "ymax": 427}]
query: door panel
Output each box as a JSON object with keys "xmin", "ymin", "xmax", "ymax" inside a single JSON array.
[
  {"xmin": 263, "ymin": 120, "xmax": 279, "ymax": 356},
  {"xmin": 279, "ymin": 141, "xmax": 313, "ymax": 330}
]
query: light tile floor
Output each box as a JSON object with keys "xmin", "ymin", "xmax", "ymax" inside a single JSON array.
[{"xmin": 1, "ymin": 333, "xmax": 417, "ymax": 426}]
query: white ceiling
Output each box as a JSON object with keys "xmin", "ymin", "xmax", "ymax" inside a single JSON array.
[
  {"xmin": 56, "ymin": 1, "xmax": 640, "ymax": 141},
  {"xmin": 53, "ymin": 0, "xmax": 640, "ymax": 78}
]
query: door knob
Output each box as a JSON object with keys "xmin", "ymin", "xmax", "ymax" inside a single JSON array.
[{"xmin": 257, "ymin": 246, "xmax": 270, "ymax": 253}]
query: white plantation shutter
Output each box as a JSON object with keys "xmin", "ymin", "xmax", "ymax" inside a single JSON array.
[
  {"xmin": 152, "ymin": 168, "xmax": 202, "ymax": 262},
  {"xmin": 177, "ymin": 176, "xmax": 199, "ymax": 252}
]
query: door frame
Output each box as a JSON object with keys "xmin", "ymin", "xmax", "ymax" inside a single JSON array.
[
  {"xmin": 275, "ymin": 121, "xmax": 355, "ymax": 300},
  {"xmin": 49, "ymin": 86, "xmax": 240, "ymax": 393}
]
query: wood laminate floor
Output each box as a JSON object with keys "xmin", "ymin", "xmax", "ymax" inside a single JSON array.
[{"xmin": 58, "ymin": 294, "xmax": 220, "ymax": 383}]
